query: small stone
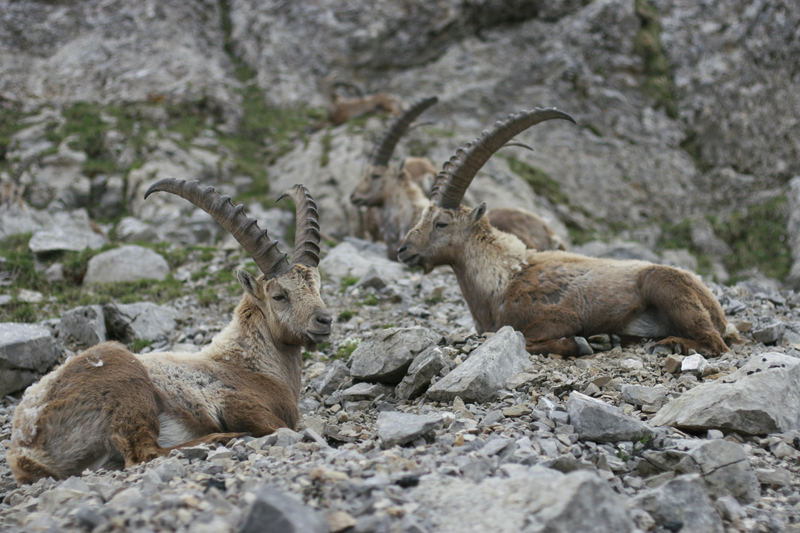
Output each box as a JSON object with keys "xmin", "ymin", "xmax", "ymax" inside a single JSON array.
[
  {"xmin": 681, "ymin": 353, "xmax": 708, "ymax": 375},
  {"xmin": 621, "ymin": 384, "xmax": 668, "ymax": 408},
  {"xmin": 84, "ymin": 245, "xmax": 169, "ymax": 284},
  {"xmin": 326, "ymin": 511, "xmax": 357, "ymax": 533},
  {"xmin": 620, "ymin": 358, "xmax": 643, "ymax": 371},
  {"xmin": 567, "ymin": 392, "xmax": 653, "ymax": 443},
  {"xmin": 502, "ymin": 404, "xmax": 531, "ymax": 417},
  {"xmin": 378, "ymin": 411, "xmax": 442, "ymax": 448},
  {"xmin": 752, "ymin": 320, "xmax": 785, "ymax": 345},
  {"xmin": 663, "ymin": 354, "xmax": 683, "ymax": 373},
  {"xmin": 239, "ymin": 485, "xmax": 327, "ymax": 533}
]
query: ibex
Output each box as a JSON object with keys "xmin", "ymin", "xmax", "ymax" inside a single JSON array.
[
  {"xmin": 7, "ymin": 180, "xmax": 332, "ymax": 484},
  {"xmin": 351, "ymin": 97, "xmax": 565, "ymax": 259},
  {"xmin": 397, "ymin": 109, "xmax": 740, "ymax": 356}
]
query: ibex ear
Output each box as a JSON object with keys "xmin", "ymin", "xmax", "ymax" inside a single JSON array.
[
  {"xmin": 470, "ymin": 202, "xmax": 487, "ymax": 224},
  {"xmin": 237, "ymin": 269, "xmax": 260, "ymax": 299}
]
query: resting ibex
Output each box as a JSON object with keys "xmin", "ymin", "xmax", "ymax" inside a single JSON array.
[
  {"xmin": 8, "ymin": 180, "xmax": 331, "ymax": 484},
  {"xmin": 398, "ymin": 109, "xmax": 740, "ymax": 356},
  {"xmin": 351, "ymin": 97, "xmax": 565, "ymax": 259}
]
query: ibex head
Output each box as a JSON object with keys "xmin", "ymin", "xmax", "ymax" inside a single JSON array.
[
  {"xmin": 145, "ymin": 180, "xmax": 331, "ymax": 347},
  {"xmin": 350, "ymin": 96, "xmax": 438, "ymax": 207},
  {"xmin": 398, "ymin": 108, "xmax": 575, "ymax": 271}
]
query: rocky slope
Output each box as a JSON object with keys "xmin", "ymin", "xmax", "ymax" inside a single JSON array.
[{"xmin": 1, "ymin": 0, "xmax": 800, "ymax": 531}]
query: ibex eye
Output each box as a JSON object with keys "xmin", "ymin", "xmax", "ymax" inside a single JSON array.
[
  {"xmin": 371, "ymin": 174, "xmax": 382, "ymax": 180},
  {"xmin": 272, "ymin": 294, "xmax": 287, "ymax": 302},
  {"xmin": 435, "ymin": 222, "xmax": 448, "ymax": 228}
]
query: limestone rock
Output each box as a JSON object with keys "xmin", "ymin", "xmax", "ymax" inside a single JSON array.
[
  {"xmin": 395, "ymin": 346, "xmax": 446, "ymax": 400},
  {"xmin": 57, "ymin": 305, "xmax": 107, "ymax": 349},
  {"xmin": 377, "ymin": 411, "xmax": 442, "ymax": 448},
  {"xmin": 319, "ymin": 241, "xmax": 404, "ymax": 283},
  {"xmin": 239, "ymin": 485, "xmax": 327, "ymax": 533},
  {"xmin": 568, "ymin": 391, "xmax": 653, "ymax": 443},
  {"xmin": 84, "ymin": 245, "xmax": 169, "ymax": 284},
  {"xmin": 103, "ymin": 302, "xmax": 178, "ymax": 342},
  {"xmin": 651, "ymin": 352, "xmax": 800, "ymax": 435},
  {"xmin": 0, "ymin": 322, "xmax": 62, "ymax": 395},
  {"xmin": 427, "ymin": 326, "xmax": 531, "ymax": 403},
  {"xmin": 350, "ymin": 327, "xmax": 442, "ymax": 384},
  {"xmin": 632, "ymin": 474, "xmax": 723, "ymax": 533}
]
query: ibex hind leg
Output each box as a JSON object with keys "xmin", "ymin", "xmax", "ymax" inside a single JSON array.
[{"xmin": 640, "ymin": 266, "xmax": 729, "ymax": 356}]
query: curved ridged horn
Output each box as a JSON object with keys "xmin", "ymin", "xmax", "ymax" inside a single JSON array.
[
  {"xmin": 276, "ymin": 184, "xmax": 321, "ymax": 268},
  {"xmin": 434, "ymin": 108, "xmax": 576, "ymax": 209},
  {"xmin": 144, "ymin": 178, "xmax": 290, "ymax": 278},
  {"xmin": 370, "ymin": 96, "xmax": 439, "ymax": 167}
]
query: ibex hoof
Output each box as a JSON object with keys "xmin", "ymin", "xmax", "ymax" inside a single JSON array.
[
  {"xmin": 574, "ymin": 336, "xmax": 594, "ymax": 356},
  {"xmin": 587, "ymin": 334, "xmax": 613, "ymax": 352}
]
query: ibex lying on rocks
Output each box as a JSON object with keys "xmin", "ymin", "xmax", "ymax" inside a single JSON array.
[
  {"xmin": 329, "ymin": 92, "xmax": 403, "ymax": 126},
  {"xmin": 351, "ymin": 97, "xmax": 565, "ymax": 259},
  {"xmin": 398, "ymin": 109, "xmax": 739, "ymax": 356},
  {"xmin": 8, "ymin": 180, "xmax": 331, "ymax": 484}
]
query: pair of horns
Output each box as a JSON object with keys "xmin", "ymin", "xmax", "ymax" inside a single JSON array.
[
  {"xmin": 369, "ymin": 96, "xmax": 439, "ymax": 167},
  {"xmin": 144, "ymin": 180, "xmax": 320, "ymax": 278},
  {"xmin": 430, "ymin": 108, "xmax": 576, "ymax": 209}
]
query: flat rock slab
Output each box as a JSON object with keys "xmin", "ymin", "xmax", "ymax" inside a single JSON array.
[
  {"xmin": 104, "ymin": 302, "xmax": 178, "ymax": 342},
  {"xmin": 29, "ymin": 228, "xmax": 105, "ymax": 254},
  {"xmin": 84, "ymin": 245, "xmax": 169, "ymax": 284},
  {"xmin": 239, "ymin": 485, "xmax": 327, "ymax": 533},
  {"xmin": 0, "ymin": 322, "xmax": 62, "ymax": 395},
  {"xmin": 633, "ymin": 474, "xmax": 724, "ymax": 533},
  {"xmin": 378, "ymin": 411, "xmax": 443, "ymax": 448},
  {"xmin": 568, "ymin": 391, "xmax": 654, "ymax": 443},
  {"xmin": 651, "ymin": 352, "xmax": 800, "ymax": 435},
  {"xmin": 427, "ymin": 326, "xmax": 531, "ymax": 403},
  {"xmin": 350, "ymin": 327, "xmax": 442, "ymax": 384},
  {"xmin": 319, "ymin": 241, "xmax": 404, "ymax": 282}
]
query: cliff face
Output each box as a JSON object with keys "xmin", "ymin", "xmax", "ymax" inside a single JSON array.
[{"xmin": 0, "ymin": 0, "xmax": 798, "ymax": 282}]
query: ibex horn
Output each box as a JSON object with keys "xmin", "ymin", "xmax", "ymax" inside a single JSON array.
[
  {"xmin": 432, "ymin": 108, "xmax": 576, "ymax": 209},
  {"xmin": 144, "ymin": 178, "xmax": 291, "ymax": 278},
  {"xmin": 276, "ymin": 184, "xmax": 321, "ymax": 268},
  {"xmin": 370, "ymin": 96, "xmax": 439, "ymax": 167}
]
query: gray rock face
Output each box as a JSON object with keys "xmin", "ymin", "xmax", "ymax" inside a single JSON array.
[
  {"xmin": 377, "ymin": 411, "xmax": 442, "ymax": 448},
  {"xmin": 395, "ymin": 346, "xmax": 446, "ymax": 400},
  {"xmin": 29, "ymin": 228, "xmax": 105, "ymax": 254},
  {"xmin": 115, "ymin": 217, "xmax": 158, "ymax": 243},
  {"xmin": 350, "ymin": 327, "xmax": 442, "ymax": 384},
  {"xmin": 239, "ymin": 485, "xmax": 327, "ymax": 533},
  {"xmin": 84, "ymin": 245, "xmax": 169, "ymax": 284},
  {"xmin": 427, "ymin": 326, "xmax": 531, "ymax": 403},
  {"xmin": 567, "ymin": 391, "xmax": 653, "ymax": 443},
  {"xmin": 57, "ymin": 305, "xmax": 107, "ymax": 349},
  {"xmin": 621, "ymin": 384, "xmax": 668, "ymax": 409},
  {"xmin": 104, "ymin": 302, "xmax": 178, "ymax": 342},
  {"xmin": 0, "ymin": 322, "xmax": 62, "ymax": 395},
  {"xmin": 309, "ymin": 360, "xmax": 350, "ymax": 396},
  {"xmin": 319, "ymin": 241, "xmax": 405, "ymax": 282},
  {"xmin": 632, "ymin": 474, "xmax": 723, "ymax": 533},
  {"xmin": 651, "ymin": 352, "xmax": 800, "ymax": 434}
]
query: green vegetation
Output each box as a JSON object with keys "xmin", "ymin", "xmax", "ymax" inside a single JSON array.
[
  {"xmin": 129, "ymin": 338, "xmax": 154, "ymax": 352},
  {"xmin": 503, "ymin": 156, "xmax": 569, "ymax": 207},
  {"xmin": 360, "ymin": 293, "xmax": 379, "ymax": 306},
  {"xmin": 633, "ymin": 0, "xmax": 678, "ymax": 118},
  {"xmin": 337, "ymin": 309, "xmax": 355, "ymax": 322},
  {"xmin": 331, "ymin": 339, "xmax": 359, "ymax": 360},
  {"xmin": 0, "ymin": 105, "xmax": 29, "ymax": 168},
  {"xmin": 659, "ymin": 195, "xmax": 791, "ymax": 282},
  {"xmin": 340, "ymin": 276, "xmax": 359, "ymax": 290}
]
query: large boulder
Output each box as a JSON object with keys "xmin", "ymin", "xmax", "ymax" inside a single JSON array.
[
  {"xmin": 84, "ymin": 245, "xmax": 170, "ymax": 284},
  {"xmin": 0, "ymin": 322, "xmax": 62, "ymax": 395},
  {"xmin": 651, "ymin": 352, "xmax": 800, "ymax": 435},
  {"xmin": 567, "ymin": 391, "xmax": 654, "ymax": 443}
]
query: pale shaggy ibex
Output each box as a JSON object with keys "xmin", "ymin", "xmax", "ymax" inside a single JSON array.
[
  {"xmin": 398, "ymin": 109, "xmax": 740, "ymax": 356},
  {"xmin": 329, "ymin": 93, "xmax": 403, "ymax": 125},
  {"xmin": 351, "ymin": 97, "xmax": 564, "ymax": 259},
  {"xmin": 8, "ymin": 181, "xmax": 332, "ymax": 484}
]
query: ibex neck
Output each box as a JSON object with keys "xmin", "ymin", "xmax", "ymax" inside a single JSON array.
[
  {"xmin": 451, "ymin": 225, "xmax": 527, "ymax": 334},
  {"xmin": 209, "ymin": 298, "xmax": 303, "ymax": 401}
]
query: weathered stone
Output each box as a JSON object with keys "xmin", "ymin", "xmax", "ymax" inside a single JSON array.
[
  {"xmin": 687, "ymin": 440, "xmax": 760, "ymax": 503},
  {"xmin": 103, "ymin": 302, "xmax": 178, "ymax": 342},
  {"xmin": 652, "ymin": 352, "xmax": 800, "ymax": 435},
  {"xmin": 567, "ymin": 391, "xmax": 653, "ymax": 443},
  {"xmin": 309, "ymin": 359, "xmax": 350, "ymax": 396},
  {"xmin": 377, "ymin": 411, "xmax": 442, "ymax": 448},
  {"xmin": 0, "ymin": 322, "xmax": 62, "ymax": 395},
  {"xmin": 319, "ymin": 241, "xmax": 404, "ymax": 283},
  {"xmin": 57, "ymin": 305, "xmax": 107, "ymax": 348},
  {"xmin": 395, "ymin": 345, "xmax": 446, "ymax": 400},
  {"xmin": 663, "ymin": 353, "xmax": 683, "ymax": 374},
  {"xmin": 84, "ymin": 245, "xmax": 169, "ymax": 284},
  {"xmin": 632, "ymin": 474, "xmax": 723, "ymax": 533},
  {"xmin": 350, "ymin": 327, "xmax": 442, "ymax": 384},
  {"xmin": 115, "ymin": 217, "xmax": 159, "ymax": 243},
  {"xmin": 681, "ymin": 353, "xmax": 708, "ymax": 375},
  {"xmin": 29, "ymin": 228, "xmax": 105, "ymax": 254},
  {"xmin": 621, "ymin": 384, "xmax": 668, "ymax": 408},
  {"xmin": 340, "ymin": 382, "xmax": 392, "ymax": 401},
  {"xmin": 427, "ymin": 326, "xmax": 531, "ymax": 403},
  {"xmin": 239, "ymin": 485, "xmax": 327, "ymax": 533},
  {"xmin": 751, "ymin": 320, "xmax": 785, "ymax": 345}
]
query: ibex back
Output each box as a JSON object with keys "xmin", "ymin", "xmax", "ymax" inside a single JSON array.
[{"xmin": 8, "ymin": 181, "xmax": 331, "ymax": 484}]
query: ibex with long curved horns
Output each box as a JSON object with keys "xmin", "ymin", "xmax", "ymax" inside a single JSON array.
[
  {"xmin": 398, "ymin": 109, "xmax": 740, "ymax": 356},
  {"xmin": 8, "ymin": 181, "xmax": 331, "ymax": 484},
  {"xmin": 351, "ymin": 97, "xmax": 564, "ymax": 259}
]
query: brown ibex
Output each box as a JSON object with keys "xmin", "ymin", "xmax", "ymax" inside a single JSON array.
[
  {"xmin": 351, "ymin": 97, "xmax": 564, "ymax": 259},
  {"xmin": 8, "ymin": 180, "xmax": 332, "ymax": 484},
  {"xmin": 397, "ymin": 109, "xmax": 740, "ymax": 356}
]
